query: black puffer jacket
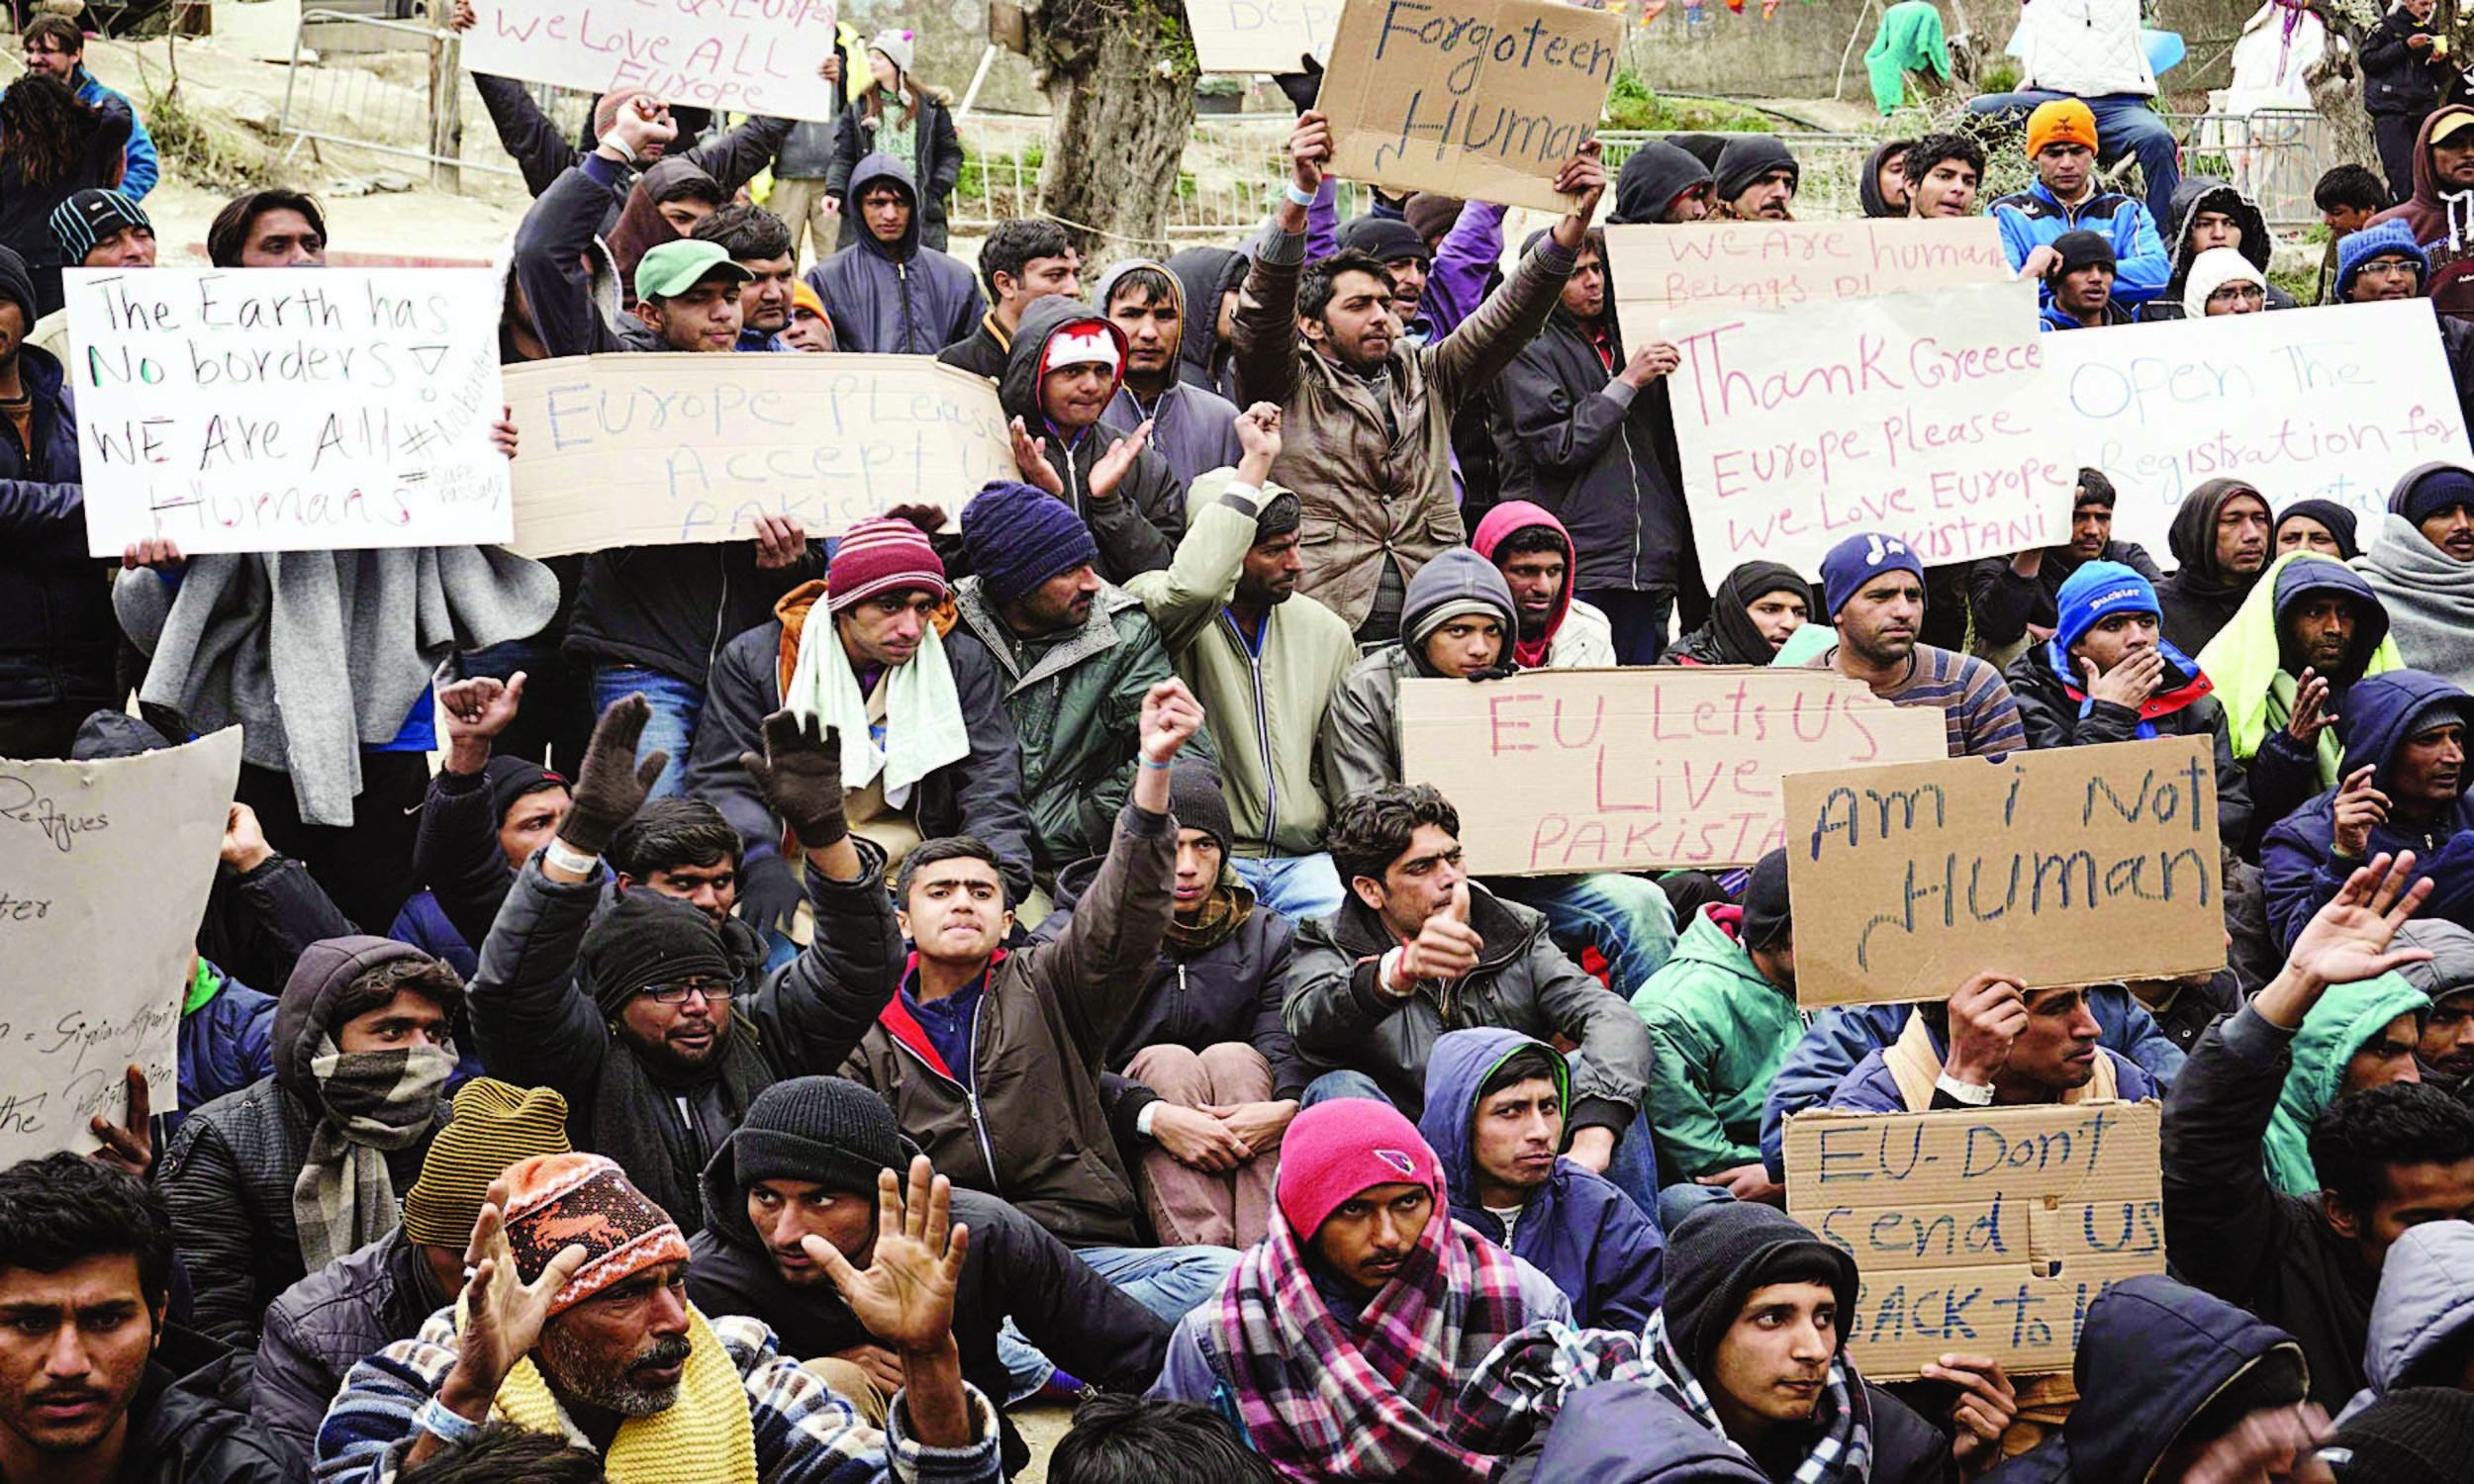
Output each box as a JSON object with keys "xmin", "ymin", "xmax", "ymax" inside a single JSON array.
[
  {"xmin": 997, "ymin": 296, "xmax": 1187, "ymax": 586},
  {"xmin": 251, "ymin": 1228, "xmax": 442, "ymax": 1472},
  {"xmin": 0, "ymin": 341, "xmax": 113, "ymax": 718},
  {"xmin": 160, "ymin": 938, "xmax": 449, "ymax": 1351},
  {"xmin": 120, "ymin": 1329, "xmax": 292, "ymax": 1484},
  {"xmin": 2363, "ymin": 7, "xmax": 2449, "ymax": 118}
]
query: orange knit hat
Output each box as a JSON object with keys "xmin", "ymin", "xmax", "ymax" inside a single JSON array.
[
  {"xmin": 498, "ymin": 1153, "xmax": 690, "ymax": 1317},
  {"xmin": 2026, "ymin": 99, "xmax": 2100, "ymax": 159}
]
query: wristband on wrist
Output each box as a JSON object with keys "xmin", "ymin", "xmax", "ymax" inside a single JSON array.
[
  {"xmin": 1934, "ymin": 1072, "xmax": 1996, "ymax": 1106},
  {"xmin": 1135, "ymin": 1102, "xmax": 1160, "ymax": 1140},
  {"xmin": 416, "ymin": 1396, "xmax": 485, "ymax": 1446},
  {"xmin": 544, "ymin": 837, "xmax": 601, "ymax": 876},
  {"xmin": 604, "ymin": 135, "xmax": 637, "ymax": 163},
  {"xmin": 1139, "ymin": 756, "xmax": 1173, "ymax": 771},
  {"xmin": 1284, "ymin": 181, "xmax": 1318, "ymax": 207}
]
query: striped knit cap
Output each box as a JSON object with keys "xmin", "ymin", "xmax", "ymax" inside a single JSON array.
[
  {"xmin": 499, "ymin": 1153, "xmax": 691, "ymax": 1317},
  {"xmin": 399, "ymin": 1079, "xmax": 572, "ymax": 1249},
  {"xmin": 827, "ymin": 516, "xmax": 947, "ymax": 613},
  {"xmin": 48, "ymin": 188, "xmax": 148, "ymax": 267}
]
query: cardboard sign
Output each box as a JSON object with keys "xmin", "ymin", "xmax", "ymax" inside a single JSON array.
[
  {"xmin": 68, "ymin": 267, "xmax": 511, "ymax": 557},
  {"xmin": 1398, "ymin": 668, "xmax": 1950, "ymax": 876},
  {"xmin": 1189, "ymin": 0, "xmax": 1337, "ymax": 73},
  {"xmin": 1604, "ymin": 219, "xmax": 2013, "ymax": 355},
  {"xmin": 1664, "ymin": 279, "xmax": 2072, "ymax": 595},
  {"xmin": 0, "ymin": 728, "xmax": 241, "ymax": 1161},
  {"xmin": 2045, "ymin": 300, "xmax": 2473, "ymax": 558},
  {"xmin": 460, "ymin": 0, "xmax": 844, "ymax": 122},
  {"xmin": 1784, "ymin": 737, "xmax": 2226, "ymax": 1008},
  {"xmin": 505, "ymin": 353, "xmax": 1016, "ymax": 559},
  {"xmin": 1785, "ymin": 1101, "xmax": 2165, "ymax": 1378},
  {"xmin": 1319, "ymin": 0, "xmax": 1623, "ymax": 211}
]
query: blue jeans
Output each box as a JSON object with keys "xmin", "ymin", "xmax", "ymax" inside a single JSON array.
[
  {"xmin": 995, "ymin": 1243, "xmax": 1237, "ymax": 1401},
  {"xmin": 1301, "ymin": 1068, "xmax": 1393, "ymax": 1108},
  {"xmin": 1580, "ymin": 588, "xmax": 1675, "ymax": 666},
  {"xmin": 1232, "ymin": 853, "xmax": 1346, "ymax": 923},
  {"xmin": 1491, "ymin": 873, "xmax": 1679, "ymax": 997},
  {"xmin": 1658, "ymin": 1179, "xmax": 1736, "ymax": 1234},
  {"xmin": 1964, "ymin": 89, "xmax": 2182, "ymax": 226},
  {"xmin": 589, "ymin": 663, "xmax": 702, "ymax": 798}
]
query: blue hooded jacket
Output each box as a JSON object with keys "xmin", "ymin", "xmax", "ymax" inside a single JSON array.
[
  {"xmin": 1417, "ymin": 1027, "xmax": 1664, "ymax": 1333},
  {"xmin": 175, "ymin": 962, "xmax": 274, "ymax": 1125},
  {"xmin": 1992, "ymin": 179, "xmax": 2172, "ymax": 308},
  {"xmin": 2261, "ymin": 670, "xmax": 2474, "ymax": 949}
]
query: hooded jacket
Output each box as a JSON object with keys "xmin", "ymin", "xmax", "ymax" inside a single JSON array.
[
  {"xmin": 159, "ymin": 937, "xmax": 449, "ymax": 1350},
  {"xmin": 805, "ymin": 151, "xmax": 986, "ymax": 354},
  {"xmin": 2137, "ymin": 177, "xmax": 2300, "ymax": 321},
  {"xmin": 1608, "ymin": 140, "xmax": 1713, "ymax": 226},
  {"xmin": 824, "ymin": 83, "xmax": 964, "ymax": 252},
  {"xmin": 606, "ymin": 154, "xmax": 725, "ymax": 302},
  {"xmin": 2262, "ymin": 669, "xmax": 2474, "ymax": 948},
  {"xmin": 2273, "ymin": 970, "xmax": 2438, "ymax": 1190},
  {"xmin": 1122, "ymin": 471, "xmax": 1359, "ymax": 859},
  {"xmin": 1283, "ymin": 880, "xmax": 1655, "ymax": 1127},
  {"xmin": 0, "ymin": 337, "xmax": 114, "ymax": 718},
  {"xmin": 2361, "ymin": 462, "xmax": 2474, "ymax": 692},
  {"xmin": 2003, "ymin": 628, "xmax": 2253, "ymax": 847},
  {"xmin": 1633, "ymin": 905, "xmax": 1805, "ymax": 1180},
  {"xmin": 1526, "ymin": 1386, "xmax": 1767, "ymax": 1483},
  {"xmin": 1858, "ymin": 139, "xmax": 1914, "ymax": 218},
  {"xmin": 1470, "ymin": 502, "xmax": 1618, "ymax": 669},
  {"xmin": 1992, "ymin": 178, "xmax": 2172, "ymax": 309},
  {"xmin": 2339, "ymin": 1217, "xmax": 2474, "ymax": 1421},
  {"xmin": 2156, "ymin": 478, "xmax": 2270, "ymax": 652},
  {"xmin": 1320, "ymin": 546, "xmax": 1516, "ymax": 802},
  {"xmin": 1093, "ymin": 258, "xmax": 1248, "ymax": 487},
  {"xmin": 1979, "ymin": 1274, "xmax": 2311, "ymax": 1482},
  {"xmin": 1166, "ymin": 246, "xmax": 1251, "ymax": 402},
  {"xmin": 1417, "ymin": 1028, "xmax": 1665, "ymax": 1333},
  {"xmin": 996, "ymin": 295, "xmax": 1188, "ymax": 584},
  {"xmin": 1664, "ymin": 561, "xmax": 1815, "ymax": 667},
  {"xmin": 2370, "ymin": 104, "xmax": 2474, "ymax": 249}
]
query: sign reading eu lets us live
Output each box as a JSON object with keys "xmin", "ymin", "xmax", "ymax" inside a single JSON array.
[
  {"xmin": 0, "ymin": 727, "xmax": 239, "ymax": 1162},
  {"xmin": 69, "ymin": 267, "xmax": 511, "ymax": 557},
  {"xmin": 461, "ymin": 0, "xmax": 844, "ymax": 122},
  {"xmin": 1320, "ymin": 0, "xmax": 1623, "ymax": 211},
  {"xmin": 1783, "ymin": 736, "xmax": 2227, "ymax": 1008},
  {"xmin": 1785, "ymin": 1101, "xmax": 2164, "ymax": 1378}
]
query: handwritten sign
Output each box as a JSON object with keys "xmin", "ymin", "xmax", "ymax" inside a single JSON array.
[
  {"xmin": 2044, "ymin": 300, "xmax": 2473, "ymax": 558},
  {"xmin": 1784, "ymin": 737, "xmax": 2226, "ymax": 1008},
  {"xmin": 1664, "ymin": 279, "xmax": 2071, "ymax": 595},
  {"xmin": 68, "ymin": 267, "xmax": 511, "ymax": 557},
  {"xmin": 1319, "ymin": 0, "xmax": 1622, "ymax": 211},
  {"xmin": 1397, "ymin": 668, "xmax": 1949, "ymax": 876},
  {"xmin": 0, "ymin": 728, "xmax": 240, "ymax": 1161},
  {"xmin": 506, "ymin": 353, "xmax": 1016, "ymax": 559},
  {"xmin": 1786, "ymin": 1102, "xmax": 2163, "ymax": 1377},
  {"xmin": 1189, "ymin": 0, "xmax": 1337, "ymax": 73},
  {"xmin": 1605, "ymin": 219, "xmax": 2013, "ymax": 355},
  {"xmin": 460, "ymin": 0, "xmax": 844, "ymax": 122}
]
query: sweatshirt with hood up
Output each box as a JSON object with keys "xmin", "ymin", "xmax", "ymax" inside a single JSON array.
[
  {"xmin": 996, "ymin": 295, "xmax": 1188, "ymax": 586},
  {"xmin": 2261, "ymin": 973, "xmax": 2432, "ymax": 1196},
  {"xmin": 2156, "ymin": 477, "xmax": 2271, "ymax": 652},
  {"xmin": 2137, "ymin": 177, "xmax": 2299, "ymax": 322},
  {"xmin": 2369, "ymin": 104, "xmax": 2474, "ymax": 249},
  {"xmin": 1164, "ymin": 246, "xmax": 1250, "ymax": 403},
  {"xmin": 1320, "ymin": 546, "xmax": 1517, "ymax": 801},
  {"xmin": 1092, "ymin": 257, "xmax": 1246, "ymax": 487},
  {"xmin": 2360, "ymin": 462, "xmax": 2474, "ymax": 694},
  {"xmin": 1470, "ymin": 501, "xmax": 1616, "ymax": 669},
  {"xmin": 1608, "ymin": 141, "xmax": 1713, "ymax": 227},
  {"xmin": 804, "ymin": 151, "xmax": 985, "ymax": 354}
]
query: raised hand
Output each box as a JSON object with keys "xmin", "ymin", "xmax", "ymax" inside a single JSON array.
[
  {"xmin": 740, "ymin": 708, "xmax": 847, "ymax": 849},
  {"xmin": 441, "ymin": 1181, "xmax": 591, "ymax": 1416},
  {"xmin": 2331, "ymin": 764, "xmax": 2389, "ymax": 859},
  {"xmin": 221, "ymin": 801, "xmax": 273, "ymax": 874},
  {"xmin": 1395, "ymin": 879, "xmax": 1482, "ymax": 988},
  {"xmin": 1919, "ymin": 1353, "xmax": 2017, "ymax": 1476},
  {"xmin": 1139, "ymin": 678, "xmax": 1203, "ymax": 765},
  {"xmin": 1944, "ymin": 972, "xmax": 2030, "ymax": 1087},
  {"xmin": 2286, "ymin": 669, "xmax": 2336, "ymax": 746},
  {"xmin": 753, "ymin": 513, "xmax": 809, "ymax": 571},
  {"xmin": 88, "ymin": 1065, "xmax": 152, "ymax": 1180},
  {"xmin": 1233, "ymin": 403, "xmax": 1283, "ymax": 463},
  {"xmin": 1288, "ymin": 110, "xmax": 1331, "ymax": 195},
  {"xmin": 808, "ymin": 1156, "xmax": 968, "ymax": 1355},
  {"xmin": 1552, "ymin": 139, "xmax": 1607, "ymax": 235},
  {"xmin": 1089, "ymin": 419, "xmax": 1155, "ymax": 503},
  {"xmin": 1008, "ymin": 417, "xmax": 1066, "ymax": 496},
  {"xmin": 605, "ymin": 94, "xmax": 677, "ymax": 159},
  {"xmin": 1272, "ymin": 54, "xmax": 1323, "ymax": 115},
  {"xmin": 557, "ymin": 695, "xmax": 666, "ymax": 858},
  {"xmin": 440, "ymin": 673, "xmax": 525, "ymax": 748},
  {"xmin": 2285, "ymin": 852, "xmax": 2433, "ymax": 993}
]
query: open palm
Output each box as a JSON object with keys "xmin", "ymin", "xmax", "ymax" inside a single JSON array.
[
  {"xmin": 2288, "ymin": 852, "xmax": 2434, "ymax": 987},
  {"xmin": 808, "ymin": 1157, "xmax": 968, "ymax": 1354}
]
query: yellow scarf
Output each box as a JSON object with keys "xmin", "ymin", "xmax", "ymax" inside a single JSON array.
[
  {"xmin": 484, "ymin": 1307, "xmax": 759, "ymax": 1484},
  {"xmin": 1880, "ymin": 1011, "xmax": 2118, "ymax": 1112}
]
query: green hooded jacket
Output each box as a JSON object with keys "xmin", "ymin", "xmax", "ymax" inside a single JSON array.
[
  {"xmin": 2263, "ymin": 974, "xmax": 2431, "ymax": 1196},
  {"xmin": 1631, "ymin": 905, "xmax": 1805, "ymax": 1179}
]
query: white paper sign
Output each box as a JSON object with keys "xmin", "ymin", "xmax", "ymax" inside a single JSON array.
[
  {"xmin": 1606, "ymin": 219, "xmax": 2013, "ymax": 356},
  {"xmin": 0, "ymin": 728, "xmax": 241, "ymax": 1161},
  {"xmin": 2045, "ymin": 300, "xmax": 2474, "ymax": 556},
  {"xmin": 1189, "ymin": 0, "xmax": 1338, "ymax": 74},
  {"xmin": 68, "ymin": 267, "xmax": 512, "ymax": 557},
  {"xmin": 460, "ymin": 0, "xmax": 845, "ymax": 121},
  {"xmin": 1665, "ymin": 279, "xmax": 2073, "ymax": 593}
]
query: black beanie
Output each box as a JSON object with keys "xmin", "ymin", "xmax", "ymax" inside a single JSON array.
[
  {"xmin": 726, "ymin": 1076, "xmax": 904, "ymax": 1200},
  {"xmin": 483, "ymin": 755, "xmax": 568, "ymax": 827},
  {"xmin": 581, "ymin": 888, "xmax": 735, "ymax": 1016},
  {"xmin": 1741, "ymin": 850, "xmax": 1792, "ymax": 950},
  {"xmin": 2327, "ymin": 1389, "xmax": 2474, "ymax": 1483},
  {"xmin": 2051, "ymin": 230, "xmax": 2117, "ymax": 276},
  {"xmin": 1170, "ymin": 760, "xmax": 1236, "ymax": 861},
  {"xmin": 0, "ymin": 245, "xmax": 36, "ymax": 327},
  {"xmin": 1665, "ymin": 1202, "xmax": 1858, "ymax": 1378},
  {"xmin": 1712, "ymin": 135, "xmax": 1801, "ymax": 203},
  {"xmin": 1337, "ymin": 214, "xmax": 1433, "ymax": 265}
]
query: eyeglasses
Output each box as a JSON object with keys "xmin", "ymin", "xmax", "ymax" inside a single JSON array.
[
  {"xmin": 641, "ymin": 981, "xmax": 735, "ymax": 1004},
  {"xmin": 2359, "ymin": 260, "xmax": 2421, "ymax": 280}
]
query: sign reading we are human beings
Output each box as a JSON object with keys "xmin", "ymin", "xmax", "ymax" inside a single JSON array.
[
  {"xmin": 460, "ymin": 0, "xmax": 845, "ymax": 122},
  {"xmin": 1320, "ymin": 0, "xmax": 1624, "ymax": 211},
  {"xmin": 69, "ymin": 267, "xmax": 511, "ymax": 557},
  {"xmin": 1604, "ymin": 219, "xmax": 2013, "ymax": 356}
]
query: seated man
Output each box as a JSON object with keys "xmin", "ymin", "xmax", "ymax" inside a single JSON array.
[
  {"xmin": 1989, "ymin": 100, "xmax": 2170, "ymax": 311},
  {"xmin": 688, "ymin": 1077, "xmax": 1172, "ymax": 1473},
  {"xmin": 2164, "ymin": 853, "xmax": 2474, "ymax": 1410},
  {"xmin": 1283, "ymin": 784, "xmax": 1656, "ymax": 1193},
  {"xmin": 1035, "ymin": 761, "xmax": 1307, "ymax": 1251},
  {"xmin": 254, "ymin": 1078, "xmax": 572, "ymax": 1471},
  {"xmin": 2125, "ymin": 966, "xmax": 2245, "ymax": 1055},
  {"xmin": 683, "ymin": 518, "xmax": 1035, "ymax": 916},
  {"xmin": 2343, "ymin": 1217, "xmax": 2474, "ymax": 1419},
  {"xmin": 2139, "ymin": 178, "xmax": 2298, "ymax": 321},
  {"xmin": 1320, "ymin": 549, "xmax": 1675, "ymax": 993},
  {"xmin": 1967, "ymin": 0, "xmax": 2182, "ymax": 225},
  {"xmin": 2263, "ymin": 671, "xmax": 2474, "ymax": 948},
  {"xmin": 1471, "ymin": 504, "xmax": 1618, "ymax": 670},
  {"xmin": 2362, "ymin": 464, "xmax": 2474, "ymax": 694},
  {"xmin": 1904, "ymin": 132, "xmax": 1985, "ymax": 219},
  {"xmin": 470, "ymin": 696, "xmax": 899, "ymax": 1226},
  {"xmin": 1046, "ymin": 1396, "xmax": 1264, "ymax": 1483},
  {"xmin": 2258, "ymin": 969, "xmax": 2431, "ymax": 1197},
  {"xmin": 1149, "ymin": 1099, "xmax": 1573, "ymax": 1475},
  {"xmin": 1633, "ymin": 851, "xmax": 1797, "ymax": 1209},
  {"xmin": 948, "ymin": 480, "xmax": 1189, "ymax": 884},
  {"xmin": 2276, "ymin": 500, "xmax": 2361, "ymax": 560},
  {"xmin": 1808, "ymin": 531, "xmax": 2027, "ymax": 758},
  {"xmin": 690, "ymin": 203, "xmax": 802, "ymax": 351},
  {"xmin": 804, "ymin": 152, "xmax": 984, "ymax": 354},
  {"xmin": 1606, "ymin": 139, "xmax": 1714, "ymax": 225},
  {"xmin": 811, "ymin": 680, "xmax": 1239, "ymax": 1322},
  {"xmin": 2037, "ymin": 229, "xmax": 2136, "ymax": 329},
  {"xmin": 1000, "ymin": 300, "xmax": 1187, "ymax": 585},
  {"xmin": 1968, "ymin": 469, "xmax": 2162, "ymax": 663},
  {"xmin": 393, "ymin": 674, "xmax": 571, "ymax": 977},
  {"xmin": 1418, "ymin": 1030, "xmax": 1664, "ymax": 1332},
  {"xmin": 314, "ymin": 1152, "xmax": 1003, "ymax": 1480},
  {"xmin": 2198, "ymin": 552, "xmax": 2402, "ymax": 854},
  {"xmin": 1094, "ymin": 258, "xmax": 1244, "ymax": 487},
  {"xmin": 2180, "ymin": 247, "xmax": 2269, "ymax": 318},
  {"xmin": 939, "ymin": 216, "xmax": 1081, "ymax": 381},
  {"xmin": 1827, "ymin": 974, "xmax": 2163, "ymax": 1113},
  {"xmin": 31, "ymin": 186, "xmax": 155, "ymax": 362},
  {"xmin": 2157, "ymin": 480, "xmax": 2272, "ymax": 654},
  {"xmin": 2002, "ymin": 561, "xmax": 2251, "ymax": 846},
  {"xmin": 0, "ymin": 1156, "xmax": 289, "ymax": 1482},
  {"xmin": 2398, "ymin": 918, "xmax": 2474, "ymax": 1096},
  {"xmin": 161, "ymin": 938, "xmax": 462, "ymax": 1351},
  {"xmin": 1123, "ymin": 416, "xmax": 1358, "ymax": 923}
]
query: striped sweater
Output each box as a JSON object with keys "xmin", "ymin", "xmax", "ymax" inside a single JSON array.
[{"xmin": 1809, "ymin": 642, "xmax": 2027, "ymax": 758}]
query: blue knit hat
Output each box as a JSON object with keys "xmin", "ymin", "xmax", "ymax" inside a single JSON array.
[
  {"xmin": 2052, "ymin": 560, "xmax": 2159, "ymax": 655},
  {"xmin": 1819, "ymin": 531, "xmax": 1925, "ymax": 616},
  {"xmin": 960, "ymin": 479, "xmax": 1099, "ymax": 606},
  {"xmin": 2336, "ymin": 221, "xmax": 2428, "ymax": 299}
]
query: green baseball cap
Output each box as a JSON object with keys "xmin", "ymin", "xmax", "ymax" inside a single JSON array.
[{"xmin": 635, "ymin": 238, "xmax": 753, "ymax": 300}]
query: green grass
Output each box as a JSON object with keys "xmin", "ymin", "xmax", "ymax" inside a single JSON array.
[{"xmin": 1602, "ymin": 72, "xmax": 1775, "ymax": 134}]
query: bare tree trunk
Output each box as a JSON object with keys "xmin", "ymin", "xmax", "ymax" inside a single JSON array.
[
  {"xmin": 1025, "ymin": 0, "xmax": 1198, "ymax": 259},
  {"xmin": 2305, "ymin": 26, "xmax": 2380, "ymax": 169}
]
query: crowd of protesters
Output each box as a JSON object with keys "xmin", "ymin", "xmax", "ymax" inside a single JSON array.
[{"xmin": 12, "ymin": 6, "xmax": 2474, "ymax": 1483}]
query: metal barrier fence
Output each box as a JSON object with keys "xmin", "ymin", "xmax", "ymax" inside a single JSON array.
[
  {"xmin": 278, "ymin": 9, "xmax": 502, "ymax": 178},
  {"xmin": 2166, "ymin": 109, "xmax": 2337, "ymax": 229}
]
